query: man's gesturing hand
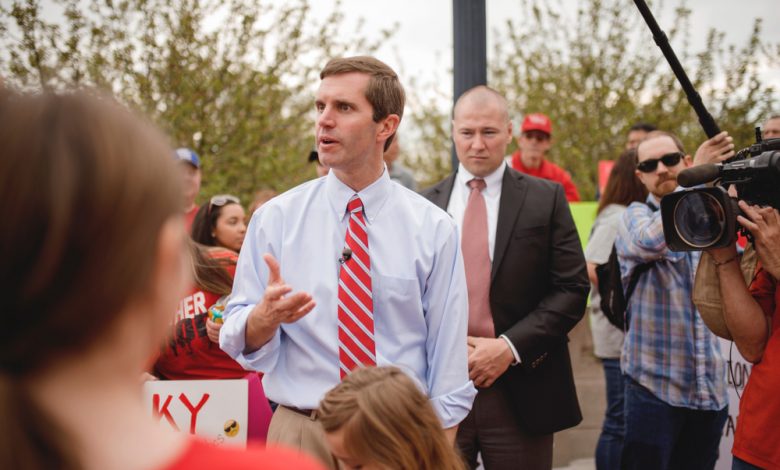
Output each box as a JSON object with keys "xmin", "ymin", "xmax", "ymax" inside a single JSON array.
[{"xmin": 244, "ymin": 253, "xmax": 316, "ymax": 352}]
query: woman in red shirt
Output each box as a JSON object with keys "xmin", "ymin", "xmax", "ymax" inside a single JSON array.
[
  {"xmin": 153, "ymin": 241, "xmax": 248, "ymax": 380},
  {"xmin": 0, "ymin": 90, "xmax": 320, "ymax": 470},
  {"xmin": 710, "ymin": 200, "xmax": 780, "ymax": 470}
]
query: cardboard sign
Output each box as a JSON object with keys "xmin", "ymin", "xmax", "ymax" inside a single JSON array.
[
  {"xmin": 598, "ymin": 160, "xmax": 615, "ymax": 195},
  {"xmin": 715, "ymin": 338, "xmax": 752, "ymax": 470},
  {"xmin": 143, "ymin": 379, "xmax": 249, "ymax": 447},
  {"xmin": 569, "ymin": 201, "xmax": 598, "ymax": 249}
]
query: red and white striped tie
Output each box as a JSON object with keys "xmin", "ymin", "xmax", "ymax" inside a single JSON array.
[{"xmin": 337, "ymin": 195, "xmax": 376, "ymax": 378}]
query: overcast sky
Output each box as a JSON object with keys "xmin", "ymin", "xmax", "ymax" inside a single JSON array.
[{"xmin": 300, "ymin": 0, "xmax": 779, "ymax": 112}]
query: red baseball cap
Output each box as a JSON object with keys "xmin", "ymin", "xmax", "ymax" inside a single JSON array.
[{"xmin": 521, "ymin": 113, "xmax": 552, "ymax": 135}]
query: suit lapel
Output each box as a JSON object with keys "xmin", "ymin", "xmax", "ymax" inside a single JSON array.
[
  {"xmin": 428, "ymin": 172, "xmax": 457, "ymax": 210},
  {"xmin": 492, "ymin": 167, "xmax": 528, "ymax": 280}
]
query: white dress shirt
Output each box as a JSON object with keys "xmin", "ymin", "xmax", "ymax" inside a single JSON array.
[
  {"xmin": 445, "ymin": 162, "xmax": 521, "ymax": 363},
  {"xmin": 220, "ymin": 169, "xmax": 476, "ymax": 428}
]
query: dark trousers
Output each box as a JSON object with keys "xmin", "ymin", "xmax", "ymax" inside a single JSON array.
[
  {"xmin": 732, "ymin": 456, "xmax": 764, "ymax": 470},
  {"xmin": 457, "ymin": 384, "xmax": 553, "ymax": 470},
  {"xmin": 621, "ymin": 377, "xmax": 728, "ymax": 470},
  {"xmin": 596, "ymin": 359, "xmax": 625, "ymax": 470}
]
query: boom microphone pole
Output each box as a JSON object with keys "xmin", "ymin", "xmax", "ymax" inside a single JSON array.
[{"xmin": 633, "ymin": 0, "xmax": 721, "ymax": 138}]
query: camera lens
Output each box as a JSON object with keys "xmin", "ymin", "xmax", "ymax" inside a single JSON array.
[{"xmin": 673, "ymin": 192, "xmax": 726, "ymax": 249}]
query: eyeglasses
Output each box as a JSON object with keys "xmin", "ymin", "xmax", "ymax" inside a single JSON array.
[
  {"xmin": 208, "ymin": 194, "xmax": 240, "ymax": 216},
  {"xmin": 636, "ymin": 152, "xmax": 684, "ymax": 173}
]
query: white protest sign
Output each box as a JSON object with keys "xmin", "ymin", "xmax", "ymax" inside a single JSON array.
[
  {"xmin": 715, "ymin": 338, "xmax": 752, "ymax": 470},
  {"xmin": 143, "ymin": 379, "xmax": 248, "ymax": 447}
]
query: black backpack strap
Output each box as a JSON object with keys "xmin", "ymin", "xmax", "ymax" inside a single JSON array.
[
  {"xmin": 623, "ymin": 261, "xmax": 655, "ymax": 330},
  {"xmin": 624, "ymin": 201, "xmax": 658, "ymax": 307}
]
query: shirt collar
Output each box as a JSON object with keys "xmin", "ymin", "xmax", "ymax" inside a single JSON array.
[
  {"xmin": 325, "ymin": 165, "xmax": 392, "ymax": 224},
  {"xmin": 646, "ymin": 193, "xmax": 661, "ymax": 211},
  {"xmin": 456, "ymin": 161, "xmax": 506, "ymax": 195}
]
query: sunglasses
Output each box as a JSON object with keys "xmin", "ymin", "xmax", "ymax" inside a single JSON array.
[
  {"xmin": 636, "ymin": 152, "xmax": 684, "ymax": 173},
  {"xmin": 208, "ymin": 194, "xmax": 240, "ymax": 216}
]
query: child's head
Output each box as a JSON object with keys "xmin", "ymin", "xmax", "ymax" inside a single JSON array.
[{"xmin": 318, "ymin": 366, "xmax": 464, "ymax": 470}]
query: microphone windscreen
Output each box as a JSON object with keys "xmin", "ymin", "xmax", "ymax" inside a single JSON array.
[{"xmin": 677, "ymin": 164, "xmax": 721, "ymax": 188}]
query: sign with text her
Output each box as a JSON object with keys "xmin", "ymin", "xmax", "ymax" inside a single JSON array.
[{"xmin": 143, "ymin": 379, "xmax": 248, "ymax": 446}]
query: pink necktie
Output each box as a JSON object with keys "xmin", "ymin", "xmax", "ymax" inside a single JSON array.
[
  {"xmin": 462, "ymin": 178, "xmax": 495, "ymax": 337},
  {"xmin": 337, "ymin": 195, "xmax": 376, "ymax": 378}
]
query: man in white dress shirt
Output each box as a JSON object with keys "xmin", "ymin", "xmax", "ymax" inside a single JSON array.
[{"xmin": 220, "ymin": 56, "xmax": 475, "ymax": 468}]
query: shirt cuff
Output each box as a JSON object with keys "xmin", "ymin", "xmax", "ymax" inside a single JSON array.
[
  {"xmin": 429, "ymin": 381, "xmax": 478, "ymax": 429},
  {"xmin": 500, "ymin": 334, "xmax": 521, "ymax": 365},
  {"xmin": 220, "ymin": 305, "xmax": 280, "ymax": 371}
]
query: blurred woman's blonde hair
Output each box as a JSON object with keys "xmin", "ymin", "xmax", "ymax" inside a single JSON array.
[{"xmin": 318, "ymin": 366, "xmax": 465, "ymax": 470}]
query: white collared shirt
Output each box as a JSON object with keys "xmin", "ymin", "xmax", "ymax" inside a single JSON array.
[
  {"xmin": 444, "ymin": 162, "xmax": 521, "ymax": 363},
  {"xmin": 220, "ymin": 169, "xmax": 476, "ymax": 427}
]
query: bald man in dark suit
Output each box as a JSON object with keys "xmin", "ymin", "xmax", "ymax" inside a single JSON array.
[{"xmin": 422, "ymin": 86, "xmax": 588, "ymax": 469}]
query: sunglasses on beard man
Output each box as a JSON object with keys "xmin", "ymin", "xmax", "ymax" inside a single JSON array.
[{"xmin": 636, "ymin": 152, "xmax": 684, "ymax": 173}]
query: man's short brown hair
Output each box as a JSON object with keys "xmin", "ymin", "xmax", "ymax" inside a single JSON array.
[{"xmin": 320, "ymin": 56, "xmax": 405, "ymax": 149}]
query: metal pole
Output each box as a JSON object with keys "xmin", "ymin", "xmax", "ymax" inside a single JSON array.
[
  {"xmin": 452, "ymin": 0, "xmax": 487, "ymax": 170},
  {"xmin": 633, "ymin": 0, "xmax": 720, "ymax": 138}
]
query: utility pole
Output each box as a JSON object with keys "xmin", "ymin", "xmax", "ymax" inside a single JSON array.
[{"xmin": 452, "ymin": 0, "xmax": 487, "ymax": 169}]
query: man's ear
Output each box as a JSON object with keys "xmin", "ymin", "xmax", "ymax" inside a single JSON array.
[
  {"xmin": 377, "ymin": 114, "xmax": 400, "ymax": 142},
  {"xmin": 683, "ymin": 154, "xmax": 693, "ymax": 167},
  {"xmin": 505, "ymin": 121, "xmax": 513, "ymax": 145}
]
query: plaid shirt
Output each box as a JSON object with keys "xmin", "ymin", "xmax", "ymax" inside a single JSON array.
[{"xmin": 615, "ymin": 195, "xmax": 727, "ymax": 410}]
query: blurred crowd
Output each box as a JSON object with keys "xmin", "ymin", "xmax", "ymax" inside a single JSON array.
[{"xmin": 2, "ymin": 56, "xmax": 779, "ymax": 470}]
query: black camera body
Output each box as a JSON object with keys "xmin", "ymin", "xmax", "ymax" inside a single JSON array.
[{"xmin": 660, "ymin": 136, "xmax": 780, "ymax": 251}]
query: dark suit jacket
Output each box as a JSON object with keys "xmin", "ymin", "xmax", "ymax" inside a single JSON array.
[{"xmin": 422, "ymin": 166, "xmax": 589, "ymax": 435}]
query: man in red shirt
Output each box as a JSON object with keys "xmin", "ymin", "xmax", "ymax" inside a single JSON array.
[
  {"xmin": 709, "ymin": 201, "xmax": 780, "ymax": 470},
  {"xmin": 176, "ymin": 147, "xmax": 202, "ymax": 231},
  {"xmin": 509, "ymin": 113, "xmax": 580, "ymax": 201}
]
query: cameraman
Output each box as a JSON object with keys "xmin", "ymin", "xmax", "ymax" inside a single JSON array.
[
  {"xmin": 709, "ymin": 201, "xmax": 780, "ymax": 470},
  {"xmin": 615, "ymin": 130, "xmax": 734, "ymax": 470}
]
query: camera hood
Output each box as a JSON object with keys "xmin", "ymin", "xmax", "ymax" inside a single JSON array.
[{"xmin": 661, "ymin": 187, "xmax": 739, "ymax": 251}]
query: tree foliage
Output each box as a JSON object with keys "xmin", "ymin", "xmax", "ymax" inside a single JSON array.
[
  {"xmin": 1, "ymin": 0, "xmax": 390, "ymax": 204},
  {"xmin": 407, "ymin": 0, "xmax": 779, "ymax": 197}
]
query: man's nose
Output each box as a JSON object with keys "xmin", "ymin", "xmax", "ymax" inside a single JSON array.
[
  {"xmin": 472, "ymin": 134, "xmax": 486, "ymax": 150},
  {"xmin": 317, "ymin": 107, "xmax": 335, "ymax": 128}
]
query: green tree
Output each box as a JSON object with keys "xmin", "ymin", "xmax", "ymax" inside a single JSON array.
[
  {"xmin": 1, "ymin": 0, "xmax": 390, "ymax": 204},
  {"xmin": 407, "ymin": 0, "xmax": 778, "ymax": 198}
]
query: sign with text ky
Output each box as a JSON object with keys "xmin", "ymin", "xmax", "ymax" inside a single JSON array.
[{"xmin": 143, "ymin": 379, "xmax": 248, "ymax": 446}]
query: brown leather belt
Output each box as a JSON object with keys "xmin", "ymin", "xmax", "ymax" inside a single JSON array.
[{"xmin": 282, "ymin": 405, "xmax": 319, "ymax": 421}]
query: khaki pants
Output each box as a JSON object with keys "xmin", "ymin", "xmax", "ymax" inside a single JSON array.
[{"xmin": 268, "ymin": 406, "xmax": 338, "ymax": 470}]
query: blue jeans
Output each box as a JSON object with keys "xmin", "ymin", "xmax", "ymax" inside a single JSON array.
[
  {"xmin": 596, "ymin": 359, "xmax": 625, "ymax": 470},
  {"xmin": 621, "ymin": 377, "xmax": 728, "ymax": 470}
]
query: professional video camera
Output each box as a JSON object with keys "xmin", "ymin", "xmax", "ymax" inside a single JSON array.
[
  {"xmin": 630, "ymin": 0, "xmax": 780, "ymax": 251},
  {"xmin": 660, "ymin": 134, "xmax": 780, "ymax": 251}
]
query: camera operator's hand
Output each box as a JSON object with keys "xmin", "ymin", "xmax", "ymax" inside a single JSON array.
[
  {"xmin": 693, "ymin": 131, "xmax": 735, "ymax": 166},
  {"xmin": 738, "ymin": 201, "xmax": 780, "ymax": 279}
]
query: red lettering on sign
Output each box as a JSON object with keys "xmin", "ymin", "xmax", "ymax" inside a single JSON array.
[
  {"xmin": 179, "ymin": 393, "xmax": 210, "ymax": 434},
  {"xmin": 152, "ymin": 394, "xmax": 179, "ymax": 431}
]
